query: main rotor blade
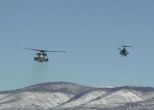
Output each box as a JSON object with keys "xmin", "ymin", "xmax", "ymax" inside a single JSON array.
[
  {"xmin": 45, "ymin": 50, "xmax": 67, "ymax": 52},
  {"xmin": 23, "ymin": 48, "xmax": 41, "ymax": 51},
  {"xmin": 123, "ymin": 46, "xmax": 133, "ymax": 47},
  {"xmin": 120, "ymin": 45, "xmax": 133, "ymax": 48},
  {"xmin": 23, "ymin": 48, "xmax": 67, "ymax": 52}
]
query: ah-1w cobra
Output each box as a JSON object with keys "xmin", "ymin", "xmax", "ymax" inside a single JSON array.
[
  {"xmin": 119, "ymin": 45, "xmax": 133, "ymax": 57},
  {"xmin": 23, "ymin": 48, "xmax": 66, "ymax": 62}
]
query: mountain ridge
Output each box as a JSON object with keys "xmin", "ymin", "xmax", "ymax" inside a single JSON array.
[{"xmin": 0, "ymin": 82, "xmax": 154, "ymax": 110}]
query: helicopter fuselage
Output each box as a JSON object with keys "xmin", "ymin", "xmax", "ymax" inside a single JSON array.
[
  {"xmin": 34, "ymin": 52, "xmax": 48, "ymax": 62},
  {"xmin": 120, "ymin": 48, "xmax": 129, "ymax": 56}
]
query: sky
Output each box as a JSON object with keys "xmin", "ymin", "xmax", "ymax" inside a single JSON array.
[{"xmin": 0, "ymin": 0, "xmax": 154, "ymax": 91}]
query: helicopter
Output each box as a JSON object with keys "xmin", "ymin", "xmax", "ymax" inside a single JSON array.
[
  {"xmin": 23, "ymin": 48, "xmax": 66, "ymax": 62},
  {"xmin": 119, "ymin": 45, "xmax": 133, "ymax": 57}
]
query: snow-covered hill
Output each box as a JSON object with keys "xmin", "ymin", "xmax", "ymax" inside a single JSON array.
[{"xmin": 0, "ymin": 82, "xmax": 154, "ymax": 110}]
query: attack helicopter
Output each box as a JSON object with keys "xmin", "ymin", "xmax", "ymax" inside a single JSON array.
[
  {"xmin": 118, "ymin": 45, "xmax": 133, "ymax": 57},
  {"xmin": 23, "ymin": 48, "xmax": 66, "ymax": 62}
]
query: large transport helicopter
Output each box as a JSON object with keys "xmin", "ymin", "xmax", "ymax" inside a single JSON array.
[
  {"xmin": 119, "ymin": 45, "xmax": 133, "ymax": 57},
  {"xmin": 23, "ymin": 48, "xmax": 66, "ymax": 62}
]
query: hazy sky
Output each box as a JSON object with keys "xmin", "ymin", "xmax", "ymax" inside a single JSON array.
[{"xmin": 0, "ymin": 0, "xmax": 154, "ymax": 91}]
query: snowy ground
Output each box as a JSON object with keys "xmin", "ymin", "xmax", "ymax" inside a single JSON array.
[{"xmin": 0, "ymin": 82, "xmax": 154, "ymax": 110}]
